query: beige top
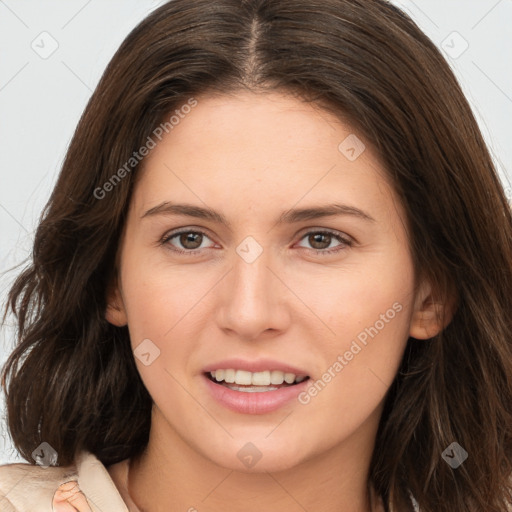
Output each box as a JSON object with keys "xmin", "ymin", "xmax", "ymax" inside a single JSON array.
[{"xmin": 0, "ymin": 451, "xmax": 137, "ymax": 512}]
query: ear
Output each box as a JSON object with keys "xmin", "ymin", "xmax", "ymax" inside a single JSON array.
[
  {"xmin": 105, "ymin": 273, "xmax": 128, "ymax": 327},
  {"xmin": 409, "ymin": 277, "xmax": 456, "ymax": 340}
]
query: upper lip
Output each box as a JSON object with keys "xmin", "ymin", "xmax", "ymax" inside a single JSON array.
[{"xmin": 203, "ymin": 358, "xmax": 309, "ymax": 377}]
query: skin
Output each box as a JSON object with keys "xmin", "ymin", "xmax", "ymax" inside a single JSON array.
[
  {"xmin": 105, "ymin": 90, "xmax": 448, "ymax": 512},
  {"xmin": 52, "ymin": 481, "xmax": 91, "ymax": 512}
]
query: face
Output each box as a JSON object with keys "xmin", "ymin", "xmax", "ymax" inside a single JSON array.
[{"xmin": 107, "ymin": 90, "xmax": 438, "ymax": 473}]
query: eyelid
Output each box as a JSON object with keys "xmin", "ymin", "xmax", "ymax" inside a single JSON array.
[{"xmin": 295, "ymin": 226, "xmax": 354, "ymax": 243}]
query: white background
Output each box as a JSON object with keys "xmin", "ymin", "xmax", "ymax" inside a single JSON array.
[{"xmin": 1, "ymin": 0, "xmax": 511, "ymax": 464}]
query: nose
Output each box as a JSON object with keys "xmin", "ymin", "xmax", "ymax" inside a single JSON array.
[{"xmin": 216, "ymin": 246, "xmax": 291, "ymax": 341}]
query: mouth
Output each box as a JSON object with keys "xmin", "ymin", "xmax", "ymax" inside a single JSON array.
[
  {"xmin": 203, "ymin": 369, "xmax": 311, "ymax": 414},
  {"xmin": 205, "ymin": 369, "xmax": 310, "ymax": 392}
]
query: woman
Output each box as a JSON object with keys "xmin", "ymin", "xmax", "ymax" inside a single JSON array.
[{"xmin": 1, "ymin": 0, "xmax": 511, "ymax": 511}]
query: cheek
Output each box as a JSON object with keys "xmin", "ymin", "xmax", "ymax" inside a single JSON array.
[
  {"xmin": 297, "ymin": 247, "xmax": 415, "ymax": 394},
  {"xmin": 297, "ymin": 281, "xmax": 412, "ymax": 441},
  {"xmin": 120, "ymin": 256, "xmax": 207, "ymax": 338},
  {"xmin": 303, "ymin": 257, "xmax": 414, "ymax": 343},
  {"xmin": 119, "ymin": 271, "xmax": 197, "ymax": 407},
  {"xmin": 119, "ymin": 259, "xmax": 214, "ymax": 390}
]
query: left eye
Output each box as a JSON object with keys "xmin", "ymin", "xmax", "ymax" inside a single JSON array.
[
  {"xmin": 161, "ymin": 229, "xmax": 352, "ymax": 255},
  {"xmin": 296, "ymin": 231, "xmax": 352, "ymax": 253}
]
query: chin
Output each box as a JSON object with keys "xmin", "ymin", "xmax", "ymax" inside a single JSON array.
[{"xmin": 200, "ymin": 436, "xmax": 312, "ymax": 474}]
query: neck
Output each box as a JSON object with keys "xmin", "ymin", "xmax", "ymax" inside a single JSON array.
[{"xmin": 125, "ymin": 407, "xmax": 384, "ymax": 512}]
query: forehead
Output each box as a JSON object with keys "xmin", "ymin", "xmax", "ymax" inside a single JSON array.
[
  {"xmin": 149, "ymin": 91, "xmax": 364, "ymax": 162},
  {"xmin": 131, "ymin": 91, "xmax": 398, "ymax": 224}
]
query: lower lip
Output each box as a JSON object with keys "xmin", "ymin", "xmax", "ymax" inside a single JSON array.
[{"xmin": 203, "ymin": 374, "xmax": 310, "ymax": 414}]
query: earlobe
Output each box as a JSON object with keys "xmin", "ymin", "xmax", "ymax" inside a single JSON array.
[
  {"xmin": 409, "ymin": 279, "xmax": 456, "ymax": 340},
  {"xmin": 105, "ymin": 276, "xmax": 128, "ymax": 327}
]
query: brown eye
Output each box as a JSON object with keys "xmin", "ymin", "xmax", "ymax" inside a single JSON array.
[
  {"xmin": 297, "ymin": 230, "xmax": 353, "ymax": 254},
  {"xmin": 178, "ymin": 232, "xmax": 203, "ymax": 250},
  {"xmin": 161, "ymin": 229, "xmax": 215, "ymax": 254},
  {"xmin": 308, "ymin": 233, "xmax": 332, "ymax": 250}
]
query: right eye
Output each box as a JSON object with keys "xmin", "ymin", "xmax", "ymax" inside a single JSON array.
[{"xmin": 160, "ymin": 229, "xmax": 217, "ymax": 254}]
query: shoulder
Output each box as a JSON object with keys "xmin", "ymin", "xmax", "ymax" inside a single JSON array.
[
  {"xmin": 0, "ymin": 459, "xmax": 78, "ymax": 511},
  {"xmin": 1, "ymin": 451, "xmax": 131, "ymax": 512}
]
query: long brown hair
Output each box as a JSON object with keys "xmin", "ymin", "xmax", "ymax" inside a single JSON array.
[{"xmin": 2, "ymin": 1, "xmax": 511, "ymax": 510}]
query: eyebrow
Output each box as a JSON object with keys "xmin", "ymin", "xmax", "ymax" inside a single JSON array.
[{"xmin": 140, "ymin": 201, "xmax": 375, "ymax": 227}]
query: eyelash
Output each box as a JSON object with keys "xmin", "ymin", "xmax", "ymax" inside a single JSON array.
[{"xmin": 159, "ymin": 228, "xmax": 354, "ymax": 257}]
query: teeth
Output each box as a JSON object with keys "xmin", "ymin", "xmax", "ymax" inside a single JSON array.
[
  {"xmin": 270, "ymin": 370, "xmax": 284, "ymax": 385},
  {"xmin": 224, "ymin": 369, "xmax": 235, "ymax": 383},
  {"xmin": 209, "ymin": 369, "xmax": 307, "ymax": 386},
  {"xmin": 284, "ymin": 373, "xmax": 295, "ymax": 384},
  {"xmin": 252, "ymin": 371, "xmax": 270, "ymax": 386}
]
